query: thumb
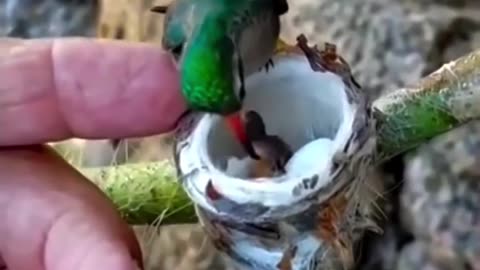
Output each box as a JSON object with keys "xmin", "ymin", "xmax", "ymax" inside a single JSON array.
[{"xmin": 0, "ymin": 145, "xmax": 143, "ymax": 270}]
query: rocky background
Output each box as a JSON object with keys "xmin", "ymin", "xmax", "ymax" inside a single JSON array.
[{"xmin": 2, "ymin": 0, "xmax": 480, "ymax": 269}]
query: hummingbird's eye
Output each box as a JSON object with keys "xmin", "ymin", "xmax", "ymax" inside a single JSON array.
[{"xmin": 172, "ymin": 45, "xmax": 183, "ymax": 58}]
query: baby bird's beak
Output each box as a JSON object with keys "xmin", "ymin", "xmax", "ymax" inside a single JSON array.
[{"xmin": 244, "ymin": 110, "xmax": 293, "ymax": 177}]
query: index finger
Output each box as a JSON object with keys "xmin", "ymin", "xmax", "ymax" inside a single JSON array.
[{"xmin": 0, "ymin": 38, "xmax": 186, "ymax": 146}]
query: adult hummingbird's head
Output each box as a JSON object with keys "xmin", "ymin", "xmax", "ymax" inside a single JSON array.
[
  {"xmin": 151, "ymin": 1, "xmax": 189, "ymax": 62},
  {"xmin": 152, "ymin": 1, "xmax": 242, "ymax": 115}
]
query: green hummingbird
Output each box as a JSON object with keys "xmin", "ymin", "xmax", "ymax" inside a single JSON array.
[{"xmin": 151, "ymin": 0, "xmax": 289, "ymax": 157}]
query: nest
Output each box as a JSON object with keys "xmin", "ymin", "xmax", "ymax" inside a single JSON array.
[{"xmin": 173, "ymin": 35, "xmax": 379, "ymax": 270}]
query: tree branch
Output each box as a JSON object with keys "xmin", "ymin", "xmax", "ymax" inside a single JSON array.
[
  {"xmin": 80, "ymin": 48, "xmax": 480, "ymax": 225},
  {"xmin": 373, "ymin": 48, "xmax": 480, "ymax": 162},
  {"xmin": 81, "ymin": 161, "xmax": 197, "ymax": 225}
]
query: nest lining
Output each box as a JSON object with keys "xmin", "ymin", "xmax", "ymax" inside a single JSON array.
[
  {"xmin": 179, "ymin": 53, "xmax": 358, "ymax": 208},
  {"xmin": 205, "ymin": 55, "xmax": 349, "ymax": 178}
]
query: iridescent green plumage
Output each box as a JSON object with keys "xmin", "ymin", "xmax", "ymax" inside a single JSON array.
[
  {"xmin": 152, "ymin": 0, "xmax": 289, "ymax": 114},
  {"xmin": 180, "ymin": 14, "xmax": 240, "ymax": 114}
]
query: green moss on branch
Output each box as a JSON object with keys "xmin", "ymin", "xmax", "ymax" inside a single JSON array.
[
  {"xmin": 81, "ymin": 161, "xmax": 197, "ymax": 225},
  {"xmin": 373, "ymin": 48, "xmax": 480, "ymax": 162}
]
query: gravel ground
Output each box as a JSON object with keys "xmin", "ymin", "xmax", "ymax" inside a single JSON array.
[
  {"xmin": 2, "ymin": 0, "xmax": 480, "ymax": 269},
  {"xmin": 0, "ymin": 0, "xmax": 98, "ymax": 38}
]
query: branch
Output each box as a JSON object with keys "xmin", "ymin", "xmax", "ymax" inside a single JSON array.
[
  {"xmin": 80, "ymin": 48, "xmax": 480, "ymax": 225},
  {"xmin": 81, "ymin": 161, "xmax": 197, "ymax": 225},
  {"xmin": 373, "ymin": 48, "xmax": 480, "ymax": 162}
]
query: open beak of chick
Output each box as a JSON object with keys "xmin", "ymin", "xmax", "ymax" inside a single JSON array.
[{"xmin": 242, "ymin": 110, "xmax": 293, "ymax": 177}]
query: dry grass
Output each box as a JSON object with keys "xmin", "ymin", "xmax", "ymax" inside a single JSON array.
[{"xmin": 97, "ymin": 0, "xmax": 170, "ymax": 42}]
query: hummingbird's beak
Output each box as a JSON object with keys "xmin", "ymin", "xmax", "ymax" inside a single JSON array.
[{"xmin": 150, "ymin": 6, "xmax": 169, "ymax": 14}]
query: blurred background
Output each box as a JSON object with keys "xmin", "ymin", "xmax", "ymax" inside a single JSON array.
[{"xmin": 2, "ymin": 0, "xmax": 480, "ymax": 269}]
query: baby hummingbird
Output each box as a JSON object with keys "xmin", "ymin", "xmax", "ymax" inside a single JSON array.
[{"xmin": 243, "ymin": 110, "xmax": 293, "ymax": 175}]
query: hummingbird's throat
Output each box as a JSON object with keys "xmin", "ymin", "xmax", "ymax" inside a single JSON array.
[{"xmin": 225, "ymin": 112, "xmax": 249, "ymax": 146}]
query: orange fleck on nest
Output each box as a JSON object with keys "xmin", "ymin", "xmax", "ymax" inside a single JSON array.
[
  {"xmin": 315, "ymin": 194, "xmax": 355, "ymax": 269},
  {"xmin": 276, "ymin": 246, "xmax": 298, "ymax": 270},
  {"xmin": 316, "ymin": 195, "xmax": 347, "ymax": 242}
]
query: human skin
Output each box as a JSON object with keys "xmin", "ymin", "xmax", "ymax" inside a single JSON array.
[{"xmin": 0, "ymin": 38, "xmax": 186, "ymax": 270}]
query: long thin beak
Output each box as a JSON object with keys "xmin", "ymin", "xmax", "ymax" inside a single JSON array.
[{"xmin": 150, "ymin": 6, "xmax": 168, "ymax": 13}]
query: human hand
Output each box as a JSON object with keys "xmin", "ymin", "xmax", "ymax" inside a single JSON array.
[{"xmin": 0, "ymin": 38, "xmax": 186, "ymax": 270}]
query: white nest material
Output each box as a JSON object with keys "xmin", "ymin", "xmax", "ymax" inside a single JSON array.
[{"xmin": 176, "ymin": 52, "xmax": 363, "ymax": 213}]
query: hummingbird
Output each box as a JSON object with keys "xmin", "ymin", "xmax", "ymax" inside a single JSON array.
[
  {"xmin": 243, "ymin": 110, "xmax": 293, "ymax": 175},
  {"xmin": 151, "ymin": 0, "xmax": 289, "ymax": 158}
]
